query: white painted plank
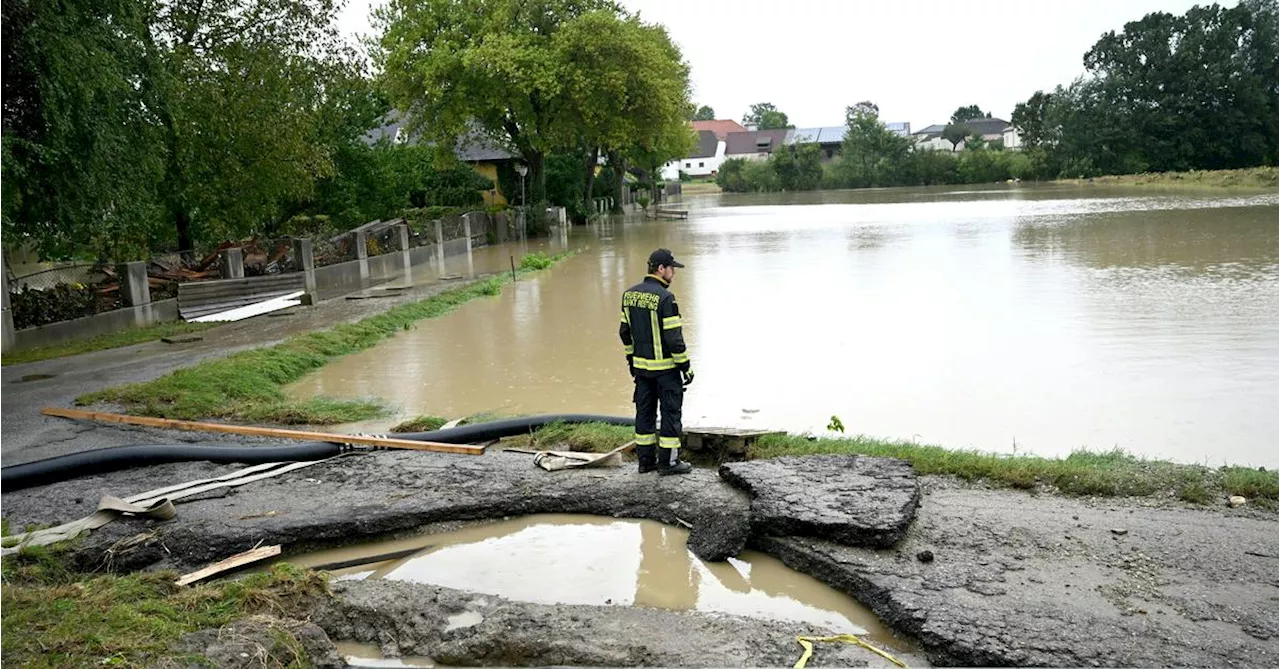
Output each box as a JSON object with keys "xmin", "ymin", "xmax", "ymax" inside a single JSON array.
[{"xmin": 189, "ymin": 291, "xmax": 304, "ymax": 322}]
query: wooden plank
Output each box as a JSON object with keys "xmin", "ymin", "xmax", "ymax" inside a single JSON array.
[
  {"xmin": 176, "ymin": 544, "xmax": 281, "ymax": 586},
  {"xmin": 41, "ymin": 407, "xmax": 486, "ymax": 455}
]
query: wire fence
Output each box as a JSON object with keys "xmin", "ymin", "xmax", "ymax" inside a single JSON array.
[{"xmin": 6, "ymin": 210, "xmax": 511, "ymax": 330}]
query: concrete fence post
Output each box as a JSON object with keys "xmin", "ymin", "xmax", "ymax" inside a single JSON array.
[
  {"xmin": 2, "ymin": 271, "xmax": 15, "ymax": 352},
  {"xmin": 396, "ymin": 223, "xmax": 411, "ymax": 252},
  {"xmin": 396, "ymin": 223, "xmax": 412, "ymax": 277},
  {"xmin": 462, "ymin": 213, "xmax": 474, "ymax": 255},
  {"xmin": 118, "ymin": 261, "xmax": 152, "ymax": 327},
  {"xmin": 495, "ymin": 212, "xmax": 509, "ymax": 243},
  {"xmin": 292, "ymin": 238, "xmax": 316, "ymax": 303},
  {"xmin": 219, "ymin": 248, "xmax": 244, "ymax": 280},
  {"xmin": 434, "ymin": 219, "xmax": 445, "ymax": 272},
  {"xmin": 355, "ymin": 230, "xmax": 370, "ymax": 283}
]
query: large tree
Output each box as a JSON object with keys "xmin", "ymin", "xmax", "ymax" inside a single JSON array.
[
  {"xmin": 692, "ymin": 105, "xmax": 716, "ymax": 121},
  {"xmin": 151, "ymin": 0, "xmax": 350, "ymax": 256},
  {"xmin": 3, "ymin": 0, "xmax": 166, "ymax": 260},
  {"xmin": 941, "ymin": 123, "xmax": 971, "ymax": 151},
  {"xmin": 1077, "ymin": 0, "xmax": 1278, "ymax": 172},
  {"xmin": 1011, "ymin": 91, "xmax": 1054, "ymax": 149},
  {"xmin": 552, "ymin": 10, "xmax": 693, "ymax": 218},
  {"xmin": 742, "ymin": 102, "xmax": 790, "ymax": 129},
  {"xmin": 949, "ymin": 105, "xmax": 987, "ymax": 125},
  {"xmin": 837, "ymin": 101, "xmax": 912, "ymax": 187},
  {"xmin": 375, "ymin": 0, "xmax": 620, "ymax": 209}
]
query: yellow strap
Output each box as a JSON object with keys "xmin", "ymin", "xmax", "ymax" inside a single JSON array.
[{"xmin": 793, "ymin": 634, "xmax": 906, "ymax": 669}]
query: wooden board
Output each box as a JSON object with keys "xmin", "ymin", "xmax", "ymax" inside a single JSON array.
[
  {"xmin": 177, "ymin": 544, "xmax": 281, "ymax": 585},
  {"xmin": 41, "ymin": 407, "xmax": 486, "ymax": 455}
]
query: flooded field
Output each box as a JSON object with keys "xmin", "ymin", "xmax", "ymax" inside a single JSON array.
[{"xmin": 289, "ymin": 184, "xmax": 1279, "ymax": 467}]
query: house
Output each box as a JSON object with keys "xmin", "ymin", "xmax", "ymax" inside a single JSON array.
[
  {"xmin": 691, "ymin": 119, "xmax": 746, "ymax": 141},
  {"xmin": 963, "ymin": 117, "xmax": 1021, "ymax": 149},
  {"xmin": 911, "ymin": 124, "xmax": 952, "ymax": 151},
  {"xmin": 912, "ymin": 117, "xmax": 1021, "ymax": 151},
  {"xmin": 788, "ymin": 126, "xmax": 845, "ymax": 160},
  {"xmin": 363, "ymin": 111, "xmax": 518, "ymax": 206},
  {"xmin": 661, "ymin": 130, "xmax": 724, "ymax": 180},
  {"xmin": 723, "ymin": 129, "xmax": 791, "ymax": 161}
]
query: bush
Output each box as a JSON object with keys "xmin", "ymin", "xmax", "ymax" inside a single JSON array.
[
  {"xmin": 10, "ymin": 283, "xmax": 116, "ymax": 329},
  {"xmin": 519, "ymin": 251, "xmax": 555, "ymax": 270}
]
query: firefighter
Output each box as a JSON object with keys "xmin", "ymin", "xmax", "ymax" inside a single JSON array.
[{"xmin": 619, "ymin": 248, "xmax": 695, "ymax": 475}]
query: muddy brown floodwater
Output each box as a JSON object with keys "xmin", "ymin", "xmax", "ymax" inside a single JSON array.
[
  {"xmin": 288, "ymin": 185, "xmax": 1279, "ymax": 467},
  {"xmin": 276, "ymin": 515, "xmax": 912, "ymax": 655}
]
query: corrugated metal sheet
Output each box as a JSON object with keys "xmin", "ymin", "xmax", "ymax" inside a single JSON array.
[{"xmin": 178, "ymin": 273, "xmax": 307, "ymax": 320}]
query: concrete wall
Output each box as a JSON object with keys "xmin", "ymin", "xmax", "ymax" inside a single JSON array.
[
  {"xmin": 313, "ymin": 258, "xmax": 367, "ymax": 299},
  {"xmin": 4, "ymin": 211, "xmax": 505, "ymax": 353},
  {"xmin": 11, "ymin": 299, "xmax": 180, "ymax": 351},
  {"xmin": 367, "ymin": 251, "xmax": 402, "ymax": 283}
]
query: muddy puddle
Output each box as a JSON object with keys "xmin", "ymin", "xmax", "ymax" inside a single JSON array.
[
  {"xmin": 279, "ymin": 514, "xmax": 911, "ymax": 653},
  {"xmin": 336, "ymin": 641, "xmax": 434, "ymax": 667}
]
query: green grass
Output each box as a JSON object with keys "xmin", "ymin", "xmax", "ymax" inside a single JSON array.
[
  {"xmin": 517, "ymin": 423, "xmax": 1278, "ymax": 509},
  {"xmin": 1, "ymin": 545, "xmax": 328, "ymax": 669},
  {"xmin": 1064, "ymin": 166, "xmax": 1278, "ymax": 190},
  {"xmin": 75, "ymin": 251, "xmax": 575, "ymax": 425},
  {"xmin": 389, "ymin": 415, "xmax": 449, "ymax": 433},
  {"xmin": 680, "ymin": 181, "xmax": 722, "ymax": 196},
  {"xmin": 1, "ymin": 322, "xmax": 218, "ymax": 366},
  {"xmin": 506, "ymin": 421, "xmax": 635, "ymax": 452}
]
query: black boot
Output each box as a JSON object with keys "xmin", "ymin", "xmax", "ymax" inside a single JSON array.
[
  {"xmin": 636, "ymin": 444, "xmax": 658, "ymax": 473},
  {"xmin": 657, "ymin": 447, "xmax": 693, "ymax": 476}
]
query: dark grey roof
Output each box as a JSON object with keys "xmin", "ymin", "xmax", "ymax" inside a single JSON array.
[
  {"xmin": 362, "ymin": 111, "xmax": 517, "ymax": 162},
  {"xmin": 914, "ymin": 124, "xmax": 947, "ymax": 136},
  {"xmin": 454, "ymin": 133, "xmax": 517, "ymax": 162},
  {"xmin": 725, "ymin": 129, "xmax": 789, "ymax": 155},
  {"xmin": 961, "ymin": 117, "xmax": 1012, "ymax": 136},
  {"xmin": 687, "ymin": 130, "xmax": 719, "ymax": 159}
]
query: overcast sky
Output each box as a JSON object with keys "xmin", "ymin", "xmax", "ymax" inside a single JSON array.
[{"xmin": 338, "ymin": 0, "xmax": 1219, "ymax": 131}]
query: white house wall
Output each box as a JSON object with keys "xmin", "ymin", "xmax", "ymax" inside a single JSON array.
[{"xmin": 662, "ymin": 140, "xmax": 727, "ymax": 179}]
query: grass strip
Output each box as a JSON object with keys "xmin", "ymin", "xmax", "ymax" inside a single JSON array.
[
  {"xmin": 1059, "ymin": 166, "xmax": 1278, "ymax": 190},
  {"xmin": 515, "ymin": 422, "xmax": 1278, "ymax": 509},
  {"xmin": 389, "ymin": 415, "xmax": 449, "ymax": 433},
  {"xmin": 76, "ymin": 251, "xmax": 574, "ymax": 425},
  {"xmin": 1, "ymin": 321, "xmax": 218, "ymax": 366},
  {"xmin": 1, "ymin": 543, "xmax": 327, "ymax": 669}
]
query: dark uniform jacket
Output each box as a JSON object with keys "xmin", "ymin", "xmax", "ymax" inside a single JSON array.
[{"xmin": 619, "ymin": 275, "xmax": 690, "ymax": 376}]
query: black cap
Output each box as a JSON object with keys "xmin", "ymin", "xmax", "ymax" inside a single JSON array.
[{"xmin": 648, "ymin": 248, "xmax": 685, "ymax": 268}]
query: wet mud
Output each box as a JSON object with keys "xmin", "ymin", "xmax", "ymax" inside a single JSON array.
[{"xmin": 3, "ymin": 450, "xmax": 1276, "ymax": 667}]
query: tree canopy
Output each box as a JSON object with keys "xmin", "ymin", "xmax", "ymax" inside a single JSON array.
[
  {"xmin": 950, "ymin": 105, "xmax": 988, "ymax": 124},
  {"xmin": 1017, "ymin": 0, "xmax": 1278, "ymax": 177},
  {"xmin": 692, "ymin": 105, "xmax": 715, "ymax": 121},
  {"xmin": 743, "ymin": 102, "xmax": 791, "ymax": 129},
  {"xmin": 374, "ymin": 0, "xmax": 691, "ymax": 218}
]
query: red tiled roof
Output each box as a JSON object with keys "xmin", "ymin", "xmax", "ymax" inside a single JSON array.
[{"xmin": 691, "ymin": 119, "xmax": 747, "ymax": 140}]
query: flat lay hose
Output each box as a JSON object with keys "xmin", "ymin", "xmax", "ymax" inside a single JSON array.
[
  {"xmin": 1, "ymin": 414, "xmax": 635, "ymax": 490},
  {"xmin": 793, "ymin": 634, "xmax": 907, "ymax": 669}
]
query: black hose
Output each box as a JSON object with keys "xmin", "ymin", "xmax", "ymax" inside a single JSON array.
[
  {"xmin": 395, "ymin": 414, "xmax": 634, "ymax": 443},
  {"xmin": 1, "ymin": 414, "xmax": 634, "ymax": 491},
  {"xmin": 1, "ymin": 442, "xmax": 342, "ymax": 492}
]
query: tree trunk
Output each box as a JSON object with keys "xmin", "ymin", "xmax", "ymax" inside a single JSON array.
[
  {"xmin": 527, "ymin": 150, "xmax": 547, "ymax": 206},
  {"xmin": 581, "ymin": 146, "xmax": 599, "ymax": 223},
  {"xmin": 610, "ymin": 153, "xmax": 625, "ymax": 214},
  {"xmin": 175, "ymin": 208, "xmax": 195, "ymax": 264}
]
